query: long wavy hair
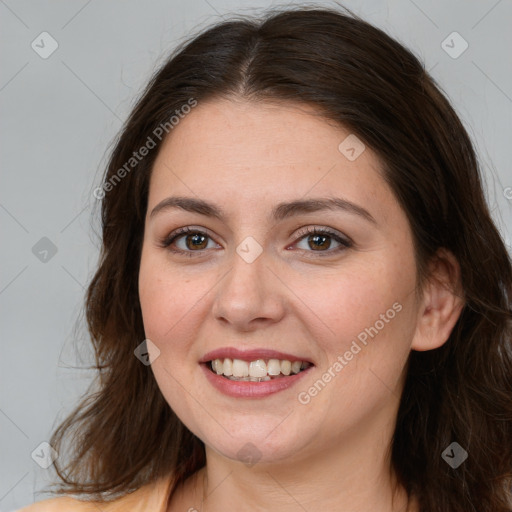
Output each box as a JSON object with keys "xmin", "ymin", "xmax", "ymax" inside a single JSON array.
[{"xmin": 47, "ymin": 5, "xmax": 512, "ymax": 511}]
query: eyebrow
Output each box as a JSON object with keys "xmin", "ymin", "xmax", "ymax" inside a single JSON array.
[{"xmin": 149, "ymin": 196, "xmax": 377, "ymax": 225}]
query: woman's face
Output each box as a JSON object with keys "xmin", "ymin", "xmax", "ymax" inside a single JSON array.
[{"xmin": 139, "ymin": 98, "xmax": 422, "ymax": 466}]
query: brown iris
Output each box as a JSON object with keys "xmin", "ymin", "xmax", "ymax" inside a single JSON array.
[
  {"xmin": 185, "ymin": 232, "xmax": 208, "ymax": 250},
  {"xmin": 308, "ymin": 234, "xmax": 331, "ymax": 251}
]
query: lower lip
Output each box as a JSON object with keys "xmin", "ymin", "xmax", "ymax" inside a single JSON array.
[{"xmin": 200, "ymin": 363, "xmax": 313, "ymax": 398}]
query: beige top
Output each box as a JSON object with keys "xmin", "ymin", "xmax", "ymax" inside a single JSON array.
[{"xmin": 17, "ymin": 475, "xmax": 174, "ymax": 512}]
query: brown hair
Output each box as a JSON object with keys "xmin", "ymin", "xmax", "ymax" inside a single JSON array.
[{"xmin": 47, "ymin": 5, "xmax": 512, "ymax": 511}]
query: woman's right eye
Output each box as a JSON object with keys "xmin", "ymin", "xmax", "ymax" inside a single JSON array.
[{"xmin": 160, "ymin": 227, "xmax": 218, "ymax": 257}]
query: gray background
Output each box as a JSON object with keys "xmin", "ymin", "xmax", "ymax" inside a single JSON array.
[{"xmin": 1, "ymin": 0, "xmax": 511, "ymax": 509}]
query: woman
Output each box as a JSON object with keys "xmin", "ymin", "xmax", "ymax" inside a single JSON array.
[{"xmin": 20, "ymin": 5, "xmax": 512, "ymax": 512}]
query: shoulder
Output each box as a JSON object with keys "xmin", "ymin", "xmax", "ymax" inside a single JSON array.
[
  {"xmin": 17, "ymin": 496, "xmax": 100, "ymax": 511},
  {"xmin": 16, "ymin": 475, "xmax": 174, "ymax": 512}
]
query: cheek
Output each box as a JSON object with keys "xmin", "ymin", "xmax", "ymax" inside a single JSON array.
[
  {"xmin": 303, "ymin": 255, "xmax": 414, "ymax": 343},
  {"xmin": 299, "ymin": 249, "xmax": 417, "ymax": 396},
  {"xmin": 139, "ymin": 248, "xmax": 200, "ymax": 334},
  {"xmin": 138, "ymin": 252, "xmax": 205, "ymax": 418},
  {"xmin": 138, "ymin": 248, "xmax": 202, "ymax": 342}
]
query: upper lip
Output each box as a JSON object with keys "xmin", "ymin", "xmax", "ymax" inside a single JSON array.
[{"xmin": 200, "ymin": 347, "xmax": 314, "ymax": 364}]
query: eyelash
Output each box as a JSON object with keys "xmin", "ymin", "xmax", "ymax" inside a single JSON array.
[{"xmin": 159, "ymin": 226, "xmax": 353, "ymax": 258}]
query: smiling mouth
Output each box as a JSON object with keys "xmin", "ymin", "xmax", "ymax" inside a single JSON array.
[{"xmin": 207, "ymin": 358, "xmax": 313, "ymax": 382}]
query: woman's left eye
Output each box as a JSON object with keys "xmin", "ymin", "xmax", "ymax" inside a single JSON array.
[
  {"xmin": 160, "ymin": 226, "xmax": 352, "ymax": 258},
  {"xmin": 293, "ymin": 227, "xmax": 352, "ymax": 256}
]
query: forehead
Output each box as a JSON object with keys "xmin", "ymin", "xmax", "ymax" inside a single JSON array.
[{"xmin": 149, "ymin": 98, "xmax": 397, "ymax": 225}]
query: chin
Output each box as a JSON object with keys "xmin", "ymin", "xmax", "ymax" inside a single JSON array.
[{"xmin": 194, "ymin": 415, "xmax": 317, "ymax": 466}]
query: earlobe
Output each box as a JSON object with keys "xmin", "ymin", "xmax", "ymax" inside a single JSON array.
[{"xmin": 411, "ymin": 249, "xmax": 465, "ymax": 352}]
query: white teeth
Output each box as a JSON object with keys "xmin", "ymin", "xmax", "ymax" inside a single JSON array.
[
  {"xmin": 249, "ymin": 359, "xmax": 267, "ymax": 378},
  {"xmin": 209, "ymin": 357, "xmax": 311, "ymax": 379},
  {"xmin": 280, "ymin": 360, "xmax": 292, "ymax": 376},
  {"xmin": 213, "ymin": 359, "xmax": 223, "ymax": 375},
  {"xmin": 267, "ymin": 359, "xmax": 281, "ymax": 376},
  {"xmin": 228, "ymin": 375, "xmax": 271, "ymax": 382},
  {"xmin": 232, "ymin": 359, "xmax": 249, "ymax": 377},
  {"xmin": 291, "ymin": 361, "xmax": 302, "ymax": 374},
  {"xmin": 223, "ymin": 358, "xmax": 233, "ymax": 376}
]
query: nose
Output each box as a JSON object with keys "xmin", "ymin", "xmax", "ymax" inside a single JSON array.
[{"xmin": 211, "ymin": 246, "xmax": 286, "ymax": 331}]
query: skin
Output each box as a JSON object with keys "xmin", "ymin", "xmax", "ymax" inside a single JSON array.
[{"xmin": 138, "ymin": 97, "xmax": 463, "ymax": 511}]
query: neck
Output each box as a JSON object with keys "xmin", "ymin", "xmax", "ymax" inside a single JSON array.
[
  {"xmin": 169, "ymin": 379, "xmax": 419, "ymax": 512},
  {"xmin": 188, "ymin": 416, "xmax": 416, "ymax": 512}
]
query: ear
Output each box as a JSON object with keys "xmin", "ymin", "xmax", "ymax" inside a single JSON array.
[{"xmin": 411, "ymin": 248, "xmax": 465, "ymax": 351}]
